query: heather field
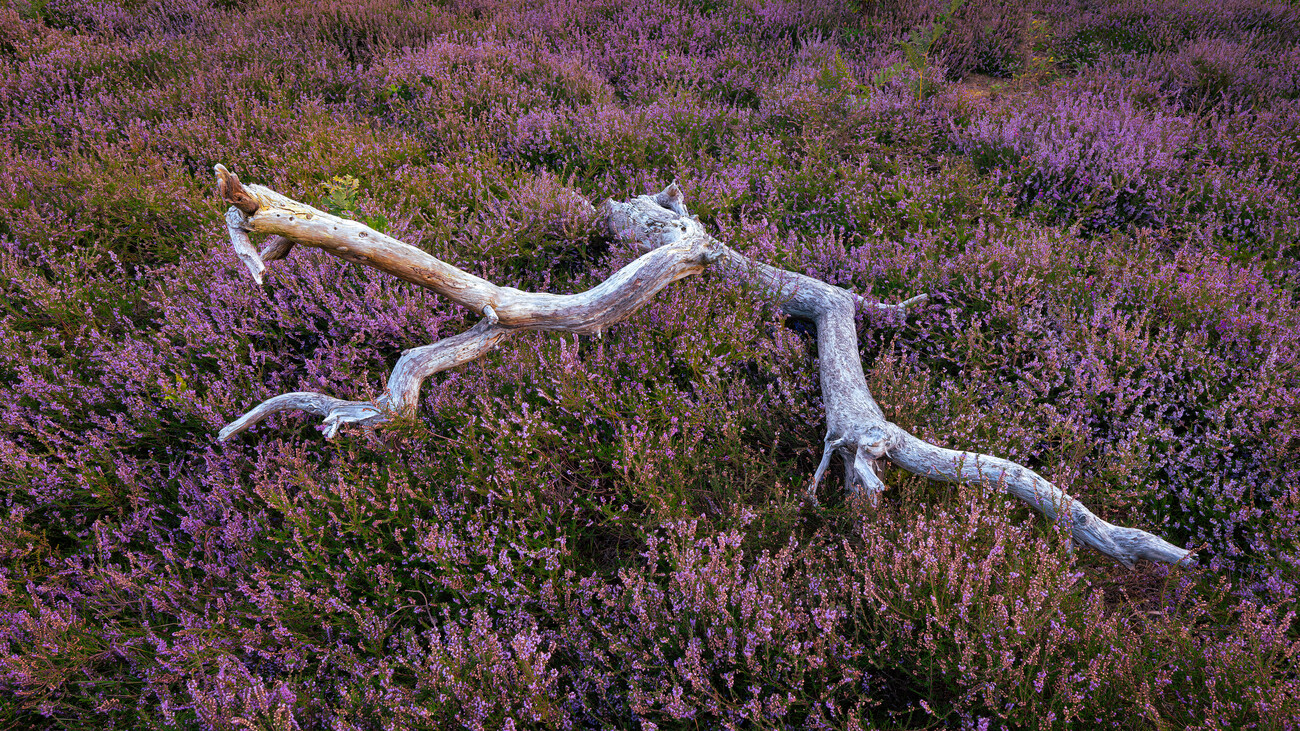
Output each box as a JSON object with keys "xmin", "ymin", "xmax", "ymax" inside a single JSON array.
[{"xmin": 2, "ymin": 0, "xmax": 1300, "ymax": 727}]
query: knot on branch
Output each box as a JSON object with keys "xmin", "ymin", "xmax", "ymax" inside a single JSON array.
[
  {"xmin": 855, "ymin": 426, "xmax": 891, "ymax": 460},
  {"xmin": 701, "ymin": 245, "xmax": 725, "ymax": 265},
  {"xmin": 652, "ymin": 182, "xmax": 689, "ymax": 216}
]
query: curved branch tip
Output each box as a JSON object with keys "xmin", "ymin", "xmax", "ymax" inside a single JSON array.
[{"xmin": 218, "ymin": 392, "xmax": 386, "ymax": 443}]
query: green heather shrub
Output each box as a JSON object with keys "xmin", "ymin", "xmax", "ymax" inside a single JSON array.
[
  {"xmin": 0, "ymin": 146, "xmax": 212, "ymax": 267},
  {"xmin": 860, "ymin": 0, "xmax": 1033, "ymax": 78},
  {"xmin": 242, "ymin": 0, "xmax": 460, "ymax": 64}
]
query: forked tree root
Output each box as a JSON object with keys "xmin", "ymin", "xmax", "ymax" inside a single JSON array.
[{"xmin": 212, "ymin": 165, "xmax": 1192, "ymax": 568}]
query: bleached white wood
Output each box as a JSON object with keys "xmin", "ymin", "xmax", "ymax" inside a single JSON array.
[
  {"xmin": 213, "ymin": 166, "xmax": 1191, "ymax": 568},
  {"xmin": 217, "ymin": 307, "xmax": 509, "ymax": 441}
]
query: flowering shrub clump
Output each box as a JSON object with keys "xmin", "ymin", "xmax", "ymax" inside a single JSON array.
[
  {"xmin": 1, "ymin": 0, "xmax": 1298, "ymax": 728},
  {"xmin": 954, "ymin": 83, "xmax": 1190, "ymax": 232}
]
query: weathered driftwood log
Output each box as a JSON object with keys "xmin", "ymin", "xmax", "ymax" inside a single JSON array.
[{"xmin": 212, "ymin": 164, "xmax": 1191, "ymax": 568}]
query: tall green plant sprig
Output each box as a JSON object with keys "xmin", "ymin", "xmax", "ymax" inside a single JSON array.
[{"xmin": 873, "ymin": 0, "xmax": 968, "ymax": 98}]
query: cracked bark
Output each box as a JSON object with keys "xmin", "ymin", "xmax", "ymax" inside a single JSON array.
[{"xmin": 212, "ymin": 164, "xmax": 1191, "ymax": 568}]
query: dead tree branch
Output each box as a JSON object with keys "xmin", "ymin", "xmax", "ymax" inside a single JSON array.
[{"xmin": 212, "ymin": 164, "xmax": 1191, "ymax": 568}]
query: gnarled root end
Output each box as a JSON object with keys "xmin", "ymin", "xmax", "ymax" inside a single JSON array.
[
  {"xmin": 806, "ymin": 426, "xmax": 892, "ymax": 506},
  {"xmin": 219, "ymin": 165, "xmax": 295, "ymax": 287},
  {"xmin": 215, "ymin": 164, "xmax": 259, "ymax": 215}
]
